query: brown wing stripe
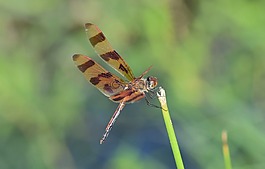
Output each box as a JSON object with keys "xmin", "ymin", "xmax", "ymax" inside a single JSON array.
[
  {"xmin": 119, "ymin": 64, "xmax": 128, "ymax": 74},
  {"xmin": 98, "ymin": 72, "xmax": 112, "ymax": 78},
  {"xmin": 77, "ymin": 60, "xmax": 95, "ymax": 73},
  {"xmin": 100, "ymin": 51, "xmax": 120, "ymax": 61},
  {"xmin": 103, "ymin": 84, "xmax": 113, "ymax": 93},
  {"xmin": 90, "ymin": 77, "xmax": 100, "ymax": 85},
  {"xmin": 90, "ymin": 72, "xmax": 113, "ymax": 85},
  {"xmin": 89, "ymin": 32, "xmax": 105, "ymax": 47},
  {"xmin": 111, "ymin": 91, "xmax": 134, "ymax": 102},
  {"xmin": 126, "ymin": 93, "xmax": 145, "ymax": 103},
  {"xmin": 112, "ymin": 95, "xmax": 125, "ymax": 102}
]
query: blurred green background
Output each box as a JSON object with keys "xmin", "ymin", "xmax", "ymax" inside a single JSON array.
[{"xmin": 1, "ymin": 0, "xmax": 265, "ymax": 168}]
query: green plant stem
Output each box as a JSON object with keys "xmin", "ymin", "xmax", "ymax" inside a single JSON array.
[
  {"xmin": 157, "ymin": 87, "xmax": 185, "ymax": 169},
  {"xmin": 222, "ymin": 130, "xmax": 232, "ymax": 169}
]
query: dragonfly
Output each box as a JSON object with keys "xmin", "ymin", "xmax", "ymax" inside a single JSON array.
[{"xmin": 73, "ymin": 23, "xmax": 158, "ymax": 144}]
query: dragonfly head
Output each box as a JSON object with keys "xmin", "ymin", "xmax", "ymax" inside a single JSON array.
[{"xmin": 146, "ymin": 76, "xmax": 158, "ymax": 90}]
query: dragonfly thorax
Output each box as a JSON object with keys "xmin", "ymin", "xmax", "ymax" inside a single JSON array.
[{"xmin": 146, "ymin": 76, "xmax": 158, "ymax": 91}]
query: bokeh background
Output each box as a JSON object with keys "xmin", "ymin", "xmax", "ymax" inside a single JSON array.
[{"xmin": 1, "ymin": 0, "xmax": 265, "ymax": 168}]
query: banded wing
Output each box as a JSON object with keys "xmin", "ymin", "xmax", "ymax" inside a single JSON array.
[
  {"xmin": 73, "ymin": 54, "xmax": 124, "ymax": 97},
  {"xmin": 85, "ymin": 23, "xmax": 135, "ymax": 81}
]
